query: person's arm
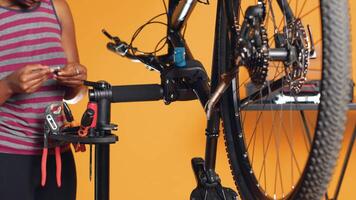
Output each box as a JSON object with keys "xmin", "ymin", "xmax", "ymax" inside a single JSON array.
[
  {"xmin": 53, "ymin": 0, "xmax": 87, "ymax": 101},
  {"xmin": 0, "ymin": 80, "xmax": 13, "ymax": 105},
  {"xmin": 0, "ymin": 65, "xmax": 51, "ymax": 105}
]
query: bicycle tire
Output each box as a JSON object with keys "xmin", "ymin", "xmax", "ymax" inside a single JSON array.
[{"xmin": 216, "ymin": 0, "xmax": 351, "ymax": 199}]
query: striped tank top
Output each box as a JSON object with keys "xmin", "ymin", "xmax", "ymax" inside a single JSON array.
[{"xmin": 0, "ymin": 0, "xmax": 66, "ymax": 155}]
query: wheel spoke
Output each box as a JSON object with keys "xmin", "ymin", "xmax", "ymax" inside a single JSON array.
[
  {"xmin": 267, "ymin": 0, "xmax": 279, "ymax": 31},
  {"xmin": 274, "ymin": 154, "xmax": 278, "ymax": 197},
  {"xmin": 299, "ymin": 6, "xmax": 320, "ymax": 20},
  {"xmin": 295, "ymin": 0, "xmax": 299, "ymax": 17},
  {"xmin": 278, "ymin": 154, "xmax": 285, "ymax": 197},
  {"xmin": 257, "ymin": 107, "xmax": 279, "ymax": 186},
  {"xmin": 260, "ymin": 92, "xmax": 268, "ymax": 191},
  {"xmin": 281, "ymin": 120, "xmax": 302, "ymax": 174},
  {"xmin": 297, "ymin": 0, "xmax": 308, "ymax": 18},
  {"xmin": 290, "ymin": 104, "xmax": 295, "ymax": 189},
  {"xmin": 247, "ymin": 109, "xmax": 266, "ymax": 151},
  {"xmin": 299, "ymin": 112, "xmax": 312, "ymax": 151},
  {"xmin": 276, "ymin": 97, "xmax": 284, "ymax": 197},
  {"xmin": 300, "ymin": 111, "xmax": 312, "ymax": 144},
  {"xmin": 240, "ymin": 4, "xmax": 245, "ymax": 20}
]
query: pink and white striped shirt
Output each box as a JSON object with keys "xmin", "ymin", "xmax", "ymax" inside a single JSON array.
[{"xmin": 0, "ymin": 0, "xmax": 66, "ymax": 155}]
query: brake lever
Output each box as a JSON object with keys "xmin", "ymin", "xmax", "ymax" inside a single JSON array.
[
  {"xmin": 102, "ymin": 29, "xmax": 163, "ymax": 72},
  {"xmin": 102, "ymin": 29, "xmax": 121, "ymax": 44}
]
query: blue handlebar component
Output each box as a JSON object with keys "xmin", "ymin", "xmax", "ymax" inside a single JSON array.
[{"xmin": 174, "ymin": 47, "xmax": 186, "ymax": 67}]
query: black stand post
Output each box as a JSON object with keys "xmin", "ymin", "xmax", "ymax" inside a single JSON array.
[
  {"xmin": 86, "ymin": 82, "xmax": 165, "ymax": 200},
  {"xmin": 95, "ymin": 98, "xmax": 111, "ymax": 200},
  {"xmin": 88, "ymin": 81, "xmax": 113, "ymax": 200}
]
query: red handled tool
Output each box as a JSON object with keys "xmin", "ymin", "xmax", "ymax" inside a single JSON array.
[
  {"xmin": 41, "ymin": 129, "xmax": 49, "ymax": 187},
  {"xmin": 78, "ymin": 108, "xmax": 95, "ymax": 137},
  {"xmin": 42, "ymin": 104, "xmax": 62, "ymax": 188},
  {"xmin": 73, "ymin": 107, "xmax": 95, "ymax": 152},
  {"xmin": 62, "ymin": 103, "xmax": 85, "ymax": 152},
  {"xmin": 87, "ymin": 102, "xmax": 98, "ymax": 128}
]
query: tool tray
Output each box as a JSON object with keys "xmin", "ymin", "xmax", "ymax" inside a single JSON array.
[{"xmin": 48, "ymin": 127, "xmax": 118, "ymax": 144}]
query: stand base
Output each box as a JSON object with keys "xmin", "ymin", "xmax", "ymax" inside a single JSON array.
[
  {"xmin": 191, "ymin": 186, "xmax": 238, "ymax": 200},
  {"xmin": 190, "ymin": 157, "xmax": 238, "ymax": 200}
]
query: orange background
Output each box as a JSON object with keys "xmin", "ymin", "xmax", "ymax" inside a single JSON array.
[{"xmin": 66, "ymin": 1, "xmax": 356, "ymax": 199}]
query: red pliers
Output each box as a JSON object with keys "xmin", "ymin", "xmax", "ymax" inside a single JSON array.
[{"xmin": 42, "ymin": 104, "xmax": 62, "ymax": 188}]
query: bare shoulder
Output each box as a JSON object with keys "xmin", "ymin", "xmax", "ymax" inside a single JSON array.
[
  {"xmin": 52, "ymin": 0, "xmax": 73, "ymax": 23},
  {"xmin": 52, "ymin": 0, "xmax": 70, "ymax": 10}
]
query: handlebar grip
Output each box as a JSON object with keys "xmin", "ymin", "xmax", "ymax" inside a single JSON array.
[
  {"xmin": 62, "ymin": 102, "xmax": 74, "ymax": 123},
  {"xmin": 80, "ymin": 109, "xmax": 95, "ymax": 127},
  {"xmin": 107, "ymin": 42, "xmax": 117, "ymax": 52},
  {"xmin": 111, "ymin": 84, "xmax": 163, "ymax": 103}
]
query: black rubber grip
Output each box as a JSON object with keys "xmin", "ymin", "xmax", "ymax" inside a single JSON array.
[
  {"xmin": 111, "ymin": 84, "xmax": 163, "ymax": 103},
  {"xmin": 62, "ymin": 102, "xmax": 74, "ymax": 122},
  {"xmin": 107, "ymin": 42, "xmax": 116, "ymax": 52},
  {"xmin": 81, "ymin": 108, "xmax": 95, "ymax": 127}
]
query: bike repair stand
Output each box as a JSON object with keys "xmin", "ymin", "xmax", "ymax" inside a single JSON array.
[
  {"xmin": 49, "ymin": 81, "xmax": 119, "ymax": 200},
  {"xmin": 48, "ymin": 74, "xmax": 237, "ymax": 200}
]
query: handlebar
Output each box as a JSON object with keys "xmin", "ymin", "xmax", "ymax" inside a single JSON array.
[
  {"xmin": 102, "ymin": 30, "xmax": 207, "ymax": 105},
  {"xmin": 107, "ymin": 42, "xmax": 165, "ymax": 72},
  {"xmin": 111, "ymin": 84, "xmax": 163, "ymax": 103},
  {"xmin": 111, "ymin": 84, "xmax": 197, "ymax": 103},
  {"xmin": 86, "ymin": 81, "xmax": 197, "ymax": 103}
]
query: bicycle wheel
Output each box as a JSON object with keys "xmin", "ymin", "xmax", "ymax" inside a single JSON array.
[{"xmin": 216, "ymin": 0, "xmax": 351, "ymax": 199}]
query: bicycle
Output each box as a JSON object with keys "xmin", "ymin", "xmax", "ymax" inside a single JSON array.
[{"xmin": 49, "ymin": 0, "xmax": 351, "ymax": 199}]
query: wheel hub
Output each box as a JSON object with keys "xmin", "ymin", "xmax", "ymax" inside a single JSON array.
[{"xmin": 284, "ymin": 19, "xmax": 310, "ymax": 94}]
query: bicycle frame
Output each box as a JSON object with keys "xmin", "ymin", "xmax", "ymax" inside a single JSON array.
[
  {"xmin": 166, "ymin": 0, "xmax": 297, "ymax": 169},
  {"xmin": 89, "ymin": 0, "xmax": 301, "ymax": 200}
]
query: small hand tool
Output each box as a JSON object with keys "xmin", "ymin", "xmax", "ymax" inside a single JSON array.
[{"xmin": 42, "ymin": 104, "xmax": 62, "ymax": 188}]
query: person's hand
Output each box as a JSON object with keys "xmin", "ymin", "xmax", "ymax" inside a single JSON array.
[
  {"xmin": 3, "ymin": 64, "xmax": 51, "ymax": 94},
  {"xmin": 19, "ymin": 0, "xmax": 41, "ymax": 7},
  {"xmin": 55, "ymin": 63, "xmax": 87, "ymax": 88}
]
